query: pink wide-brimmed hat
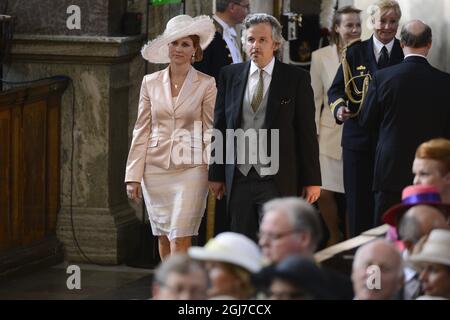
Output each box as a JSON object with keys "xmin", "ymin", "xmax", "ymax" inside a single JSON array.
[
  {"xmin": 141, "ymin": 15, "xmax": 215, "ymax": 64},
  {"xmin": 382, "ymin": 185, "xmax": 450, "ymax": 227}
]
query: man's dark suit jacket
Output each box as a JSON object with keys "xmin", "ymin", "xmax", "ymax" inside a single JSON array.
[
  {"xmin": 208, "ymin": 59, "xmax": 321, "ymax": 206},
  {"xmin": 328, "ymin": 36, "xmax": 404, "ymax": 151},
  {"xmin": 359, "ymin": 56, "xmax": 450, "ymax": 192},
  {"xmin": 194, "ymin": 24, "xmax": 233, "ymax": 84}
]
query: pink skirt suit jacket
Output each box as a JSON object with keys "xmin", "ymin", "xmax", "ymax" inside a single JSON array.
[{"xmin": 125, "ymin": 66, "xmax": 217, "ymax": 240}]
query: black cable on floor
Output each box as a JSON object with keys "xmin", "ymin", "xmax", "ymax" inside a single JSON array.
[{"xmin": 67, "ymin": 76, "xmax": 110, "ymax": 266}]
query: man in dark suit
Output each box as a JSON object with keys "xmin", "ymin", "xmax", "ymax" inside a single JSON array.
[
  {"xmin": 194, "ymin": 1, "xmax": 249, "ymax": 239},
  {"xmin": 359, "ymin": 20, "xmax": 450, "ymax": 224},
  {"xmin": 194, "ymin": 0, "xmax": 249, "ymax": 83},
  {"xmin": 327, "ymin": 0, "xmax": 404, "ymax": 237},
  {"xmin": 208, "ymin": 14, "xmax": 321, "ymax": 241}
]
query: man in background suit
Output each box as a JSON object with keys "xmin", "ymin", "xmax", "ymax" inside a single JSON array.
[
  {"xmin": 194, "ymin": 0, "xmax": 249, "ymax": 83},
  {"xmin": 194, "ymin": 1, "xmax": 250, "ymax": 238},
  {"xmin": 359, "ymin": 20, "xmax": 450, "ymax": 224},
  {"xmin": 327, "ymin": 0, "xmax": 404, "ymax": 237},
  {"xmin": 208, "ymin": 14, "xmax": 321, "ymax": 241}
]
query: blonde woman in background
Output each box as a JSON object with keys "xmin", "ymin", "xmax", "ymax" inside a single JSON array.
[{"xmin": 310, "ymin": 6, "xmax": 362, "ymax": 245}]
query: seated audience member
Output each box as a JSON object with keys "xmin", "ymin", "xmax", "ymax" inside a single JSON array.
[
  {"xmin": 397, "ymin": 205, "xmax": 449, "ymax": 299},
  {"xmin": 413, "ymin": 138, "xmax": 450, "ymax": 205},
  {"xmin": 259, "ymin": 197, "xmax": 323, "ymax": 265},
  {"xmin": 188, "ymin": 232, "xmax": 262, "ymax": 299},
  {"xmin": 385, "ymin": 139, "xmax": 450, "ymax": 243},
  {"xmin": 383, "ymin": 184, "xmax": 450, "ymax": 241},
  {"xmin": 352, "ymin": 239, "xmax": 404, "ymax": 300},
  {"xmin": 258, "ymin": 197, "xmax": 353, "ymax": 299},
  {"xmin": 409, "ymin": 229, "xmax": 450, "ymax": 300},
  {"xmin": 382, "ymin": 185, "xmax": 449, "ymax": 299},
  {"xmin": 253, "ymin": 255, "xmax": 332, "ymax": 300},
  {"xmin": 152, "ymin": 253, "xmax": 208, "ymax": 300}
]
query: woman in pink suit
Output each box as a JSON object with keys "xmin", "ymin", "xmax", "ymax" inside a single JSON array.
[
  {"xmin": 310, "ymin": 6, "xmax": 362, "ymax": 245},
  {"xmin": 125, "ymin": 15, "xmax": 216, "ymax": 260}
]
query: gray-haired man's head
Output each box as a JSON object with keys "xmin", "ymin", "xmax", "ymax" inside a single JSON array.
[
  {"xmin": 215, "ymin": 0, "xmax": 249, "ymax": 26},
  {"xmin": 241, "ymin": 13, "xmax": 285, "ymax": 69},
  {"xmin": 152, "ymin": 254, "xmax": 208, "ymax": 300},
  {"xmin": 401, "ymin": 20, "xmax": 432, "ymax": 48},
  {"xmin": 259, "ymin": 197, "xmax": 322, "ymax": 264}
]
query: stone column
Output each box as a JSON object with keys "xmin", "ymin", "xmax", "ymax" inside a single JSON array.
[
  {"xmin": 5, "ymin": 0, "xmax": 145, "ymax": 264},
  {"xmin": 7, "ymin": 35, "xmax": 145, "ymax": 264}
]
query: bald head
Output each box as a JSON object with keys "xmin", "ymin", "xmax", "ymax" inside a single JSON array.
[
  {"xmin": 400, "ymin": 20, "xmax": 432, "ymax": 55},
  {"xmin": 352, "ymin": 240, "xmax": 403, "ymax": 300},
  {"xmin": 406, "ymin": 205, "xmax": 448, "ymax": 234}
]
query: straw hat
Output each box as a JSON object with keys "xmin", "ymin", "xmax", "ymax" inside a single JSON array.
[
  {"xmin": 188, "ymin": 232, "xmax": 263, "ymax": 273},
  {"xmin": 141, "ymin": 15, "xmax": 215, "ymax": 64},
  {"xmin": 382, "ymin": 185, "xmax": 450, "ymax": 227},
  {"xmin": 409, "ymin": 229, "xmax": 450, "ymax": 266}
]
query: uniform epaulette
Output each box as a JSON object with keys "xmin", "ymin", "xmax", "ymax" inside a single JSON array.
[
  {"xmin": 345, "ymin": 38, "xmax": 362, "ymax": 50},
  {"xmin": 213, "ymin": 19, "xmax": 224, "ymax": 35},
  {"xmin": 341, "ymin": 37, "xmax": 371, "ymax": 115}
]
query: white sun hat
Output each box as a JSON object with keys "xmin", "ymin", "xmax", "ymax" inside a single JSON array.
[
  {"xmin": 188, "ymin": 232, "xmax": 263, "ymax": 273},
  {"xmin": 409, "ymin": 229, "xmax": 450, "ymax": 267},
  {"xmin": 141, "ymin": 14, "xmax": 215, "ymax": 64}
]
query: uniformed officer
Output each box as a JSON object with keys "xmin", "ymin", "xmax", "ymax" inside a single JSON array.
[
  {"xmin": 194, "ymin": 0, "xmax": 249, "ymax": 83},
  {"xmin": 327, "ymin": 0, "xmax": 404, "ymax": 237}
]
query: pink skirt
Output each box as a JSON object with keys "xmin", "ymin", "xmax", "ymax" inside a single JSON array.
[{"xmin": 141, "ymin": 165, "xmax": 208, "ymax": 241}]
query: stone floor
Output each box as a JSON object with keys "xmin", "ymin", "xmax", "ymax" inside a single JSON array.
[{"xmin": 0, "ymin": 263, "xmax": 154, "ymax": 300}]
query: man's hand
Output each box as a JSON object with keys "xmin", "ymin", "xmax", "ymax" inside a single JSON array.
[
  {"xmin": 126, "ymin": 182, "xmax": 142, "ymax": 202},
  {"xmin": 209, "ymin": 181, "xmax": 226, "ymax": 200},
  {"xmin": 336, "ymin": 106, "xmax": 353, "ymax": 122},
  {"xmin": 301, "ymin": 186, "xmax": 321, "ymax": 204}
]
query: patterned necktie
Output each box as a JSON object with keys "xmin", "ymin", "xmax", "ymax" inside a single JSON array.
[
  {"xmin": 251, "ymin": 69, "xmax": 264, "ymax": 112},
  {"xmin": 378, "ymin": 46, "xmax": 389, "ymax": 69}
]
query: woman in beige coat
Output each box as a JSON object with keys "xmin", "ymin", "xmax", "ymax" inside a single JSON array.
[
  {"xmin": 125, "ymin": 15, "xmax": 216, "ymax": 259},
  {"xmin": 310, "ymin": 6, "xmax": 362, "ymax": 245}
]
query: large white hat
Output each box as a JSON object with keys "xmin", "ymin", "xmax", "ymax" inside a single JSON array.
[
  {"xmin": 188, "ymin": 232, "xmax": 263, "ymax": 273},
  {"xmin": 409, "ymin": 229, "xmax": 450, "ymax": 267},
  {"xmin": 141, "ymin": 15, "xmax": 215, "ymax": 64}
]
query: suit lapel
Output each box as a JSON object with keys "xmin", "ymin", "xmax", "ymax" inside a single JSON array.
[
  {"xmin": 264, "ymin": 60, "xmax": 282, "ymax": 129},
  {"xmin": 175, "ymin": 66, "xmax": 199, "ymax": 110},
  {"xmin": 160, "ymin": 67, "xmax": 173, "ymax": 114},
  {"xmin": 327, "ymin": 45, "xmax": 340, "ymax": 83},
  {"xmin": 232, "ymin": 62, "xmax": 250, "ymax": 128}
]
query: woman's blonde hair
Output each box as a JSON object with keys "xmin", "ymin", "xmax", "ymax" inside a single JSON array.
[
  {"xmin": 369, "ymin": 0, "xmax": 402, "ymax": 20},
  {"xmin": 222, "ymin": 262, "xmax": 255, "ymax": 299}
]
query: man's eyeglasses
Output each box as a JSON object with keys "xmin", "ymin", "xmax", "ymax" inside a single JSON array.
[
  {"xmin": 257, "ymin": 229, "xmax": 301, "ymax": 241},
  {"xmin": 232, "ymin": 2, "xmax": 250, "ymax": 10}
]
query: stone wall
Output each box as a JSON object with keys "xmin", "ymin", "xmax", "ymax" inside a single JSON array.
[{"xmin": 7, "ymin": 0, "xmax": 127, "ymax": 36}]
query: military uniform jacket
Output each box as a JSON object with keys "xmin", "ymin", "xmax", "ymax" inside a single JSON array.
[
  {"xmin": 327, "ymin": 36, "xmax": 404, "ymax": 151},
  {"xmin": 194, "ymin": 20, "xmax": 233, "ymax": 84}
]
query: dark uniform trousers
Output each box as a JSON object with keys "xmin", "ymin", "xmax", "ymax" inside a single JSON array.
[{"xmin": 343, "ymin": 148, "xmax": 375, "ymax": 237}]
